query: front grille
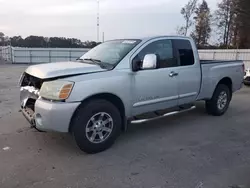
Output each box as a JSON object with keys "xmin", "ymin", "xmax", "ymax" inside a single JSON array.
[
  {"xmin": 20, "ymin": 73, "xmax": 42, "ymax": 113},
  {"xmin": 21, "ymin": 73, "xmax": 43, "ymax": 89},
  {"xmin": 245, "ymin": 77, "xmax": 250, "ymax": 81},
  {"xmin": 26, "ymin": 98, "xmax": 36, "ymax": 111}
]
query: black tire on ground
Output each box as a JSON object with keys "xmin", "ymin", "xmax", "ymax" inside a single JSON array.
[
  {"xmin": 205, "ymin": 84, "xmax": 231, "ymax": 116},
  {"xmin": 244, "ymin": 83, "xmax": 250, "ymax": 86},
  {"xmin": 71, "ymin": 99, "xmax": 122, "ymax": 154}
]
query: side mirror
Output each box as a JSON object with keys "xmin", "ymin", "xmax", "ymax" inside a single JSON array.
[{"xmin": 141, "ymin": 54, "xmax": 157, "ymax": 70}]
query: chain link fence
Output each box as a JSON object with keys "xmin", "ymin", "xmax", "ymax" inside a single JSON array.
[{"xmin": 199, "ymin": 49, "xmax": 250, "ymax": 68}]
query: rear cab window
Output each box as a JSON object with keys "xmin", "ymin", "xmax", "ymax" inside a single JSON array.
[{"xmin": 172, "ymin": 39, "xmax": 195, "ymax": 66}]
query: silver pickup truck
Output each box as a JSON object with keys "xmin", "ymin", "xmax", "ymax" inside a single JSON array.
[{"xmin": 19, "ymin": 36, "xmax": 244, "ymax": 153}]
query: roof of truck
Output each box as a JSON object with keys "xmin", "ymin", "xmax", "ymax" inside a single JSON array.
[
  {"xmin": 106, "ymin": 36, "xmax": 193, "ymax": 44},
  {"xmin": 107, "ymin": 35, "xmax": 192, "ymax": 43},
  {"xmin": 139, "ymin": 35, "xmax": 192, "ymax": 42}
]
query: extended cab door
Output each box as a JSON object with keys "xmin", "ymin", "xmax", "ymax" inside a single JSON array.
[
  {"xmin": 131, "ymin": 38, "xmax": 179, "ymax": 116},
  {"xmin": 172, "ymin": 39, "xmax": 201, "ymax": 105}
]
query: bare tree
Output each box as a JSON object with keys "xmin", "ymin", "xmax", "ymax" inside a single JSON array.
[
  {"xmin": 191, "ymin": 0, "xmax": 212, "ymax": 48},
  {"xmin": 176, "ymin": 26, "xmax": 186, "ymax": 36},
  {"xmin": 0, "ymin": 32, "xmax": 5, "ymax": 45},
  {"xmin": 236, "ymin": 0, "xmax": 250, "ymax": 48},
  {"xmin": 179, "ymin": 0, "xmax": 198, "ymax": 36},
  {"xmin": 214, "ymin": 0, "xmax": 237, "ymax": 48}
]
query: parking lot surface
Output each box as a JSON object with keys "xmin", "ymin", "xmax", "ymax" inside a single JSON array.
[{"xmin": 0, "ymin": 63, "xmax": 250, "ymax": 188}]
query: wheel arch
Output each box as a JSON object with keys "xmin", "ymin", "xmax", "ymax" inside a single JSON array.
[
  {"xmin": 215, "ymin": 77, "xmax": 233, "ymax": 98},
  {"xmin": 69, "ymin": 93, "xmax": 127, "ymax": 133}
]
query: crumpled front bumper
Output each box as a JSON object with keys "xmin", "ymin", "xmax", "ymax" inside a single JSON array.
[
  {"xmin": 22, "ymin": 99, "xmax": 80, "ymax": 132},
  {"xmin": 22, "ymin": 107, "xmax": 36, "ymax": 127},
  {"xmin": 33, "ymin": 99, "xmax": 80, "ymax": 132},
  {"xmin": 20, "ymin": 85, "xmax": 81, "ymax": 133}
]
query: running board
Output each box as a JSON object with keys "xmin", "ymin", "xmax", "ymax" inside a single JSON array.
[{"xmin": 131, "ymin": 106, "xmax": 196, "ymax": 124}]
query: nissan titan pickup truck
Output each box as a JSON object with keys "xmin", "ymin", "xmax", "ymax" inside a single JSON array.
[{"xmin": 19, "ymin": 36, "xmax": 245, "ymax": 153}]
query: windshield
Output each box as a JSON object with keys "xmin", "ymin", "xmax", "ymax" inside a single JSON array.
[{"xmin": 79, "ymin": 39, "xmax": 141, "ymax": 67}]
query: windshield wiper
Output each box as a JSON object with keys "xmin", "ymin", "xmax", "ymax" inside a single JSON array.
[
  {"xmin": 83, "ymin": 58, "xmax": 102, "ymax": 63},
  {"xmin": 78, "ymin": 58, "xmax": 111, "ymax": 69}
]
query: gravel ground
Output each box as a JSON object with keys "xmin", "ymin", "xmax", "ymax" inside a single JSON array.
[{"xmin": 0, "ymin": 62, "xmax": 250, "ymax": 188}]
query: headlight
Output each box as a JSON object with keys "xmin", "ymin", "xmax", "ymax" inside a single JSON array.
[{"xmin": 40, "ymin": 80, "xmax": 74, "ymax": 100}]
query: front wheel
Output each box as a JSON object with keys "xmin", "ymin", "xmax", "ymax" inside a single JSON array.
[
  {"xmin": 205, "ymin": 84, "xmax": 231, "ymax": 116},
  {"xmin": 71, "ymin": 99, "xmax": 122, "ymax": 154}
]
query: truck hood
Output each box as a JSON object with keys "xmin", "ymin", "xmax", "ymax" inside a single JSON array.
[{"xmin": 25, "ymin": 61, "xmax": 107, "ymax": 79}]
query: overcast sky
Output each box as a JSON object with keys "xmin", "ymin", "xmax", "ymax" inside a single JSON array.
[{"xmin": 0, "ymin": 0, "xmax": 218, "ymax": 41}]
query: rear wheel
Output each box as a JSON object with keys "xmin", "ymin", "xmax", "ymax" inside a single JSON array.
[
  {"xmin": 71, "ymin": 99, "xmax": 122, "ymax": 154},
  {"xmin": 244, "ymin": 82, "xmax": 250, "ymax": 86},
  {"xmin": 205, "ymin": 84, "xmax": 231, "ymax": 116}
]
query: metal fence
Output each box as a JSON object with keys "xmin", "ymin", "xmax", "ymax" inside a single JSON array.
[
  {"xmin": 199, "ymin": 49, "xmax": 250, "ymax": 68},
  {"xmin": 0, "ymin": 46, "xmax": 90, "ymax": 64},
  {"xmin": 0, "ymin": 46, "xmax": 14, "ymax": 62},
  {"xmin": 1, "ymin": 46, "xmax": 250, "ymax": 68}
]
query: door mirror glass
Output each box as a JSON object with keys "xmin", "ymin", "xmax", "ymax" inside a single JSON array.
[{"xmin": 141, "ymin": 54, "xmax": 157, "ymax": 70}]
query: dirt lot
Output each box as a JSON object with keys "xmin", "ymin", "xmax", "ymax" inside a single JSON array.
[{"xmin": 0, "ymin": 63, "xmax": 250, "ymax": 188}]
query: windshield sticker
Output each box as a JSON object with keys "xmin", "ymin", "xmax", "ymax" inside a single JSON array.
[{"xmin": 122, "ymin": 40, "xmax": 137, "ymax": 44}]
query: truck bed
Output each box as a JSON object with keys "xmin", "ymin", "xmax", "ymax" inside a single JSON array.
[
  {"xmin": 200, "ymin": 60, "xmax": 242, "ymax": 64},
  {"xmin": 197, "ymin": 59, "xmax": 244, "ymax": 101}
]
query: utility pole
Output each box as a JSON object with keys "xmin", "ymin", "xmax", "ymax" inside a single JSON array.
[{"xmin": 97, "ymin": 0, "xmax": 100, "ymax": 42}]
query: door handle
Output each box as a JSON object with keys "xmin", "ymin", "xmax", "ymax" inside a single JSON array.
[{"xmin": 169, "ymin": 71, "xmax": 179, "ymax": 77}]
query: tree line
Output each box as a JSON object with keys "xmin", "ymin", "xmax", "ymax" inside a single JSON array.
[
  {"xmin": 0, "ymin": 33, "xmax": 99, "ymax": 48},
  {"xmin": 178, "ymin": 0, "xmax": 250, "ymax": 49}
]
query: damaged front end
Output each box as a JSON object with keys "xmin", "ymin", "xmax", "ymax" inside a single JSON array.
[
  {"xmin": 20, "ymin": 86, "xmax": 40, "ymax": 126},
  {"xmin": 20, "ymin": 73, "xmax": 44, "ymax": 127},
  {"xmin": 19, "ymin": 72, "xmax": 58, "ymax": 129},
  {"xmin": 19, "ymin": 71, "xmax": 80, "ymax": 128}
]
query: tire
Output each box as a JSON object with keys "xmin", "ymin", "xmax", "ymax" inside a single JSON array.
[
  {"xmin": 205, "ymin": 84, "xmax": 231, "ymax": 116},
  {"xmin": 244, "ymin": 82, "xmax": 250, "ymax": 86},
  {"xmin": 71, "ymin": 99, "xmax": 122, "ymax": 154}
]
